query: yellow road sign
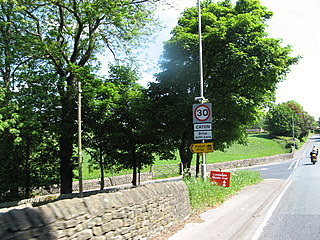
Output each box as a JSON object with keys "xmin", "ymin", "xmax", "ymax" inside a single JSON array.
[{"xmin": 190, "ymin": 142, "xmax": 214, "ymax": 153}]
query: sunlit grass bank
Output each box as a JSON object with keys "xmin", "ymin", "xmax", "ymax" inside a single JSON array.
[
  {"xmin": 79, "ymin": 133, "xmax": 289, "ymax": 180},
  {"xmin": 184, "ymin": 170, "xmax": 262, "ymax": 211}
]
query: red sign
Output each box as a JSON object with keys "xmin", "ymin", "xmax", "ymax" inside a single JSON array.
[{"xmin": 210, "ymin": 171, "xmax": 231, "ymax": 187}]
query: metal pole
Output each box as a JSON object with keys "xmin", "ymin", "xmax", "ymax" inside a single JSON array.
[
  {"xmin": 198, "ymin": 0, "xmax": 206, "ymax": 179},
  {"xmin": 78, "ymin": 80, "xmax": 83, "ymax": 197},
  {"xmin": 198, "ymin": 0, "xmax": 204, "ymax": 99}
]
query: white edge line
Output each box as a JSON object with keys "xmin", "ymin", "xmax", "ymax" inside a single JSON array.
[{"xmin": 250, "ymin": 180, "xmax": 292, "ymax": 240}]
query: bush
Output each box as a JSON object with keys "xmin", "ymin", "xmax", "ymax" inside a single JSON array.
[
  {"xmin": 286, "ymin": 139, "xmax": 300, "ymax": 149},
  {"xmin": 273, "ymin": 136, "xmax": 300, "ymax": 149}
]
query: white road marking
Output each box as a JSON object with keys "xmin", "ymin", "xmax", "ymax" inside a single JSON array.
[
  {"xmin": 251, "ymin": 180, "xmax": 292, "ymax": 240},
  {"xmin": 288, "ymin": 161, "xmax": 295, "ymax": 170}
]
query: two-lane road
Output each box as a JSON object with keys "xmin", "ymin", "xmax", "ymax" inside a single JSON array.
[{"xmin": 251, "ymin": 135, "xmax": 320, "ymax": 240}]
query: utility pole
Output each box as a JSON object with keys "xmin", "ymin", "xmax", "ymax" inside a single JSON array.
[
  {"xmin": 78, "ymin": 80, "xmax": 83, "ymax": 197},
  {"xmin": 292, "ymin": 114, "xmax": 295, "ymax": 150}
]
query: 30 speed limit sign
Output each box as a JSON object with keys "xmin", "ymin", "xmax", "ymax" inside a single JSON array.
[{"xmin": 193, "ymin": 103, "xmax": 212, "ymax": 123}]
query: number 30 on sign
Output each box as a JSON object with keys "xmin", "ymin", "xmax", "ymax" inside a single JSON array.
[{"xmin": 193, "ymin": 103, "xmax": 212, "ymax": 123}]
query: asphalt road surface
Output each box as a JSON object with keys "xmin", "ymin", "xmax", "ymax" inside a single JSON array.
[
  {"xmin": 251, "ymin": 135, "xmax": 320, "ymax": 240},
  {"xmin": 169, "ymin": 135, "xmax": 320, "ymax": 240}
]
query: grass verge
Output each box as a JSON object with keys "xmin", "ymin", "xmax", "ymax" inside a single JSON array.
[{"xmin": 184, "ymin": 170, "xmax": 262, "ymax": 212}]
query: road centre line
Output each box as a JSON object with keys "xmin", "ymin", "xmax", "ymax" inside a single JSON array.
[
  {"xmin": 288, "ymin": 161, "xmax": 295, "ymax": 170},
  {"xmin": 294, "ymin": 159, "xmax": 299, "ymax": 169}
]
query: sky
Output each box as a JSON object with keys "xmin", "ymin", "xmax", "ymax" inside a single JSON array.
[{"xmin": 137, "ymin": 0, "xmax": 320, "ymax": 120}]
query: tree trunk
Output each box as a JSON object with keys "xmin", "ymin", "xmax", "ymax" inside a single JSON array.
[
  {"xmin": 24, "ymin": 134, "xmax": 31, "ymax": 198},
  {"xmin": 59, "ymin": 77, "xmax": 76, "ymax": 194},
  {"xmin": 132, "ymin": 150, "xmax": 137, "ymax": 186},
  {"xmin": 99, "ymin": 147, "xmax": 105, "ymax": 190},
  {"xmin": 59, "ymin": 133, "xmax": 74, "ymax": 194},
  {"xmin": 179, "ymin": 140, "xmax": 193, "ymax": 174}
]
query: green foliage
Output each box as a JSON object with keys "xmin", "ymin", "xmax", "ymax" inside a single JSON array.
[
  {"xmin": 266, "ymin": 101, "xmax": 316, "ymax": 140},
  {"xmin": 265, "ymin": 103, "xmax": 294, "ymax": 137},
  {"xmin": 149, "ymin": 0, "xmax": 298, "ymax": 170},
  {"xmin": 0, "ymin": 0, "xmax": 161, "ymax": 197},
  {"xmin": 184, "ymin": 170, "xmax": 262, "ymax": 211},
  {"xmin": 273, "ymin": 136, "xmax": 300, "ymax": 150}
]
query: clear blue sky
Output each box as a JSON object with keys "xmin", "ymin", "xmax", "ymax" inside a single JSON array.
[{"xmin": 137, "ymin": 0, "xmax": 320, "ymax": 120}]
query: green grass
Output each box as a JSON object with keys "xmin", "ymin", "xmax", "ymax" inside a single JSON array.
[
  {"xmin": 184, "ymin": 170, "xmax": 262, "ymax": 211},
  {"xmin": 155, "ymin": 133, "xmax": 290, "ymax": 166},
  {"xmin": 78, "ymin": 133, "xmax": 290, "ymax": 180},
  {"xmin": 205, "ymin": 134, "xmax": 291, "ymax": 164}
]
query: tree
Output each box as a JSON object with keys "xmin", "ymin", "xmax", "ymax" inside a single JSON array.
[
  {"xmin": 102, "ymin": 65, "xmax": 162, "ymax": 186},
  {"xmin": 286, "ymin": 100, "xmax": 316, "ymax": 139},
  {"xmin": 265, "ymin": 103, "xmax": 295, "ymax": 137},
  {"xmin": 149, "ymin": 0, "xmax": 299, "ymax": 169},
  {"xmin": 6, "ymin": 0, "xmax": 160, "ymax": 194},
  {"xmin": 0, "ymin": 2, "xmax": 60, "ymax": 201},
  {"xmin": 266, "ymin": 101, "xmax": 316, "ymax": 140},
  {"xmin": 82, "ymin": 66, "xmax": 119, "ymax": 190}
]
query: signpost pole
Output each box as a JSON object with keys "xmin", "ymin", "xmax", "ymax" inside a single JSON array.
[{"xmin": 197, "ymin": 0, "xmax": 207, "ymax": 179}]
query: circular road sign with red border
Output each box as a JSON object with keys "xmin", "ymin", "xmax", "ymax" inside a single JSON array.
[{"xmin": 193, "ymin": 103, "xmax": 212, "ymax": 123}]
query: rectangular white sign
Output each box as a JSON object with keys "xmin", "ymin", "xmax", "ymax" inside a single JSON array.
[
  {"xmin": 194, "ymin": 131, "xmax": 212, "ymax": 140},
  {"xmin": 194, "ymin": 123, "xmax": 212, "ymax": 131}
]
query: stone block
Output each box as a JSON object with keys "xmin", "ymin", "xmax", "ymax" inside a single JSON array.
[
  {"xmin": 57, "ymin": 199, "xmax": 73, "ymax": 220},
  {"xmin": 83, "ymin": 195, "xmax": 104, "ymax": 216},
  {"xmin": 109, "ymin": 219, "xmax": 123, "ymax": 230},
  {"xmin": 67, "ymin": 227, "xmax": 77, "ymax": 237},
  {"xmin": 52, "ymin": 221, "xmax": 65, "ymax": 230},
  {"xmin": 64, "ymin": 219, "xmax": 80, "ymax": 229},
  {"xmin": 91, "ymin": 236, "xmax": 106, "ymax": 240},
  {"xmin": 9, "ymin": 209, "xmax": 32, "ymax": 231},
  {"xmin": 101, "ymin": 223, "xmax": 112, "ymax": 233},
  {"xmin": 37, "ymin": 205, "xmax": 56, "ymax": 225},
  {"xmin": 75, "ymin": 229, "xmax": 93, "ymax": 240},
  {"xmin": 92, "ymin": 226, "xmax": 103, "ymax": 236},
  {"xmin": 95, "ymin": 217, "xmax": 103, "ymax": 226},
  {"xmin": 105, "ymin": 231, "xmax": 115, "ymax": 240},
  {"xmin": 102, "ymin": 213, "xmax": 112, "ymax": 222},
  {"xmin": 68, "ymin": 198, "xmax": 86, "ymax": 217},
  {"xmin": 25, "ymin": 208, "xmax": 45, "ymax": 228},
  {"xmin": 47, "ymin": 202, "xmax": 64, "ymax": 220},
  {"xmin": 123, "ymin": 218, "xmax": 134, "ymax": 227}
]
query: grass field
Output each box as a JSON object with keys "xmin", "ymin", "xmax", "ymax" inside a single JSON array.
[
  {"xmin": 79, "ymin": 133, "xmax": 290, "ymax": 180},
  {"xmin": 154, "ymin": 133, "xmax": 291, "ymax": 166}
]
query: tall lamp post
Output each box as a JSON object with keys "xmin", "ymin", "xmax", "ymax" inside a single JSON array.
[{"xmin": 197, "ymin": 0, "xmax": 207, "ymax": 179}]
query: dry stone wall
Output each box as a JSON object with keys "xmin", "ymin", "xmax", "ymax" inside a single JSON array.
[{"xmin": 0, "ymin": 181, "xmax": 190, "ymax": 240}]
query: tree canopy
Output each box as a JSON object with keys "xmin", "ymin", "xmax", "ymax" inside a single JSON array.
[
  {"xmin": 266, "ymin": 101, "xmax": 316, "ymax": 140},
  {"xmin": 0, "ymin": 0, "xmax": 309, "ymax": 202},
  {"xmin": 148, "ymin": 0, "xmax": 299, "ymax": 168},
  {"xmin": 0, "ymin": 0, "xmax": 161, "ymax": 198}
]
